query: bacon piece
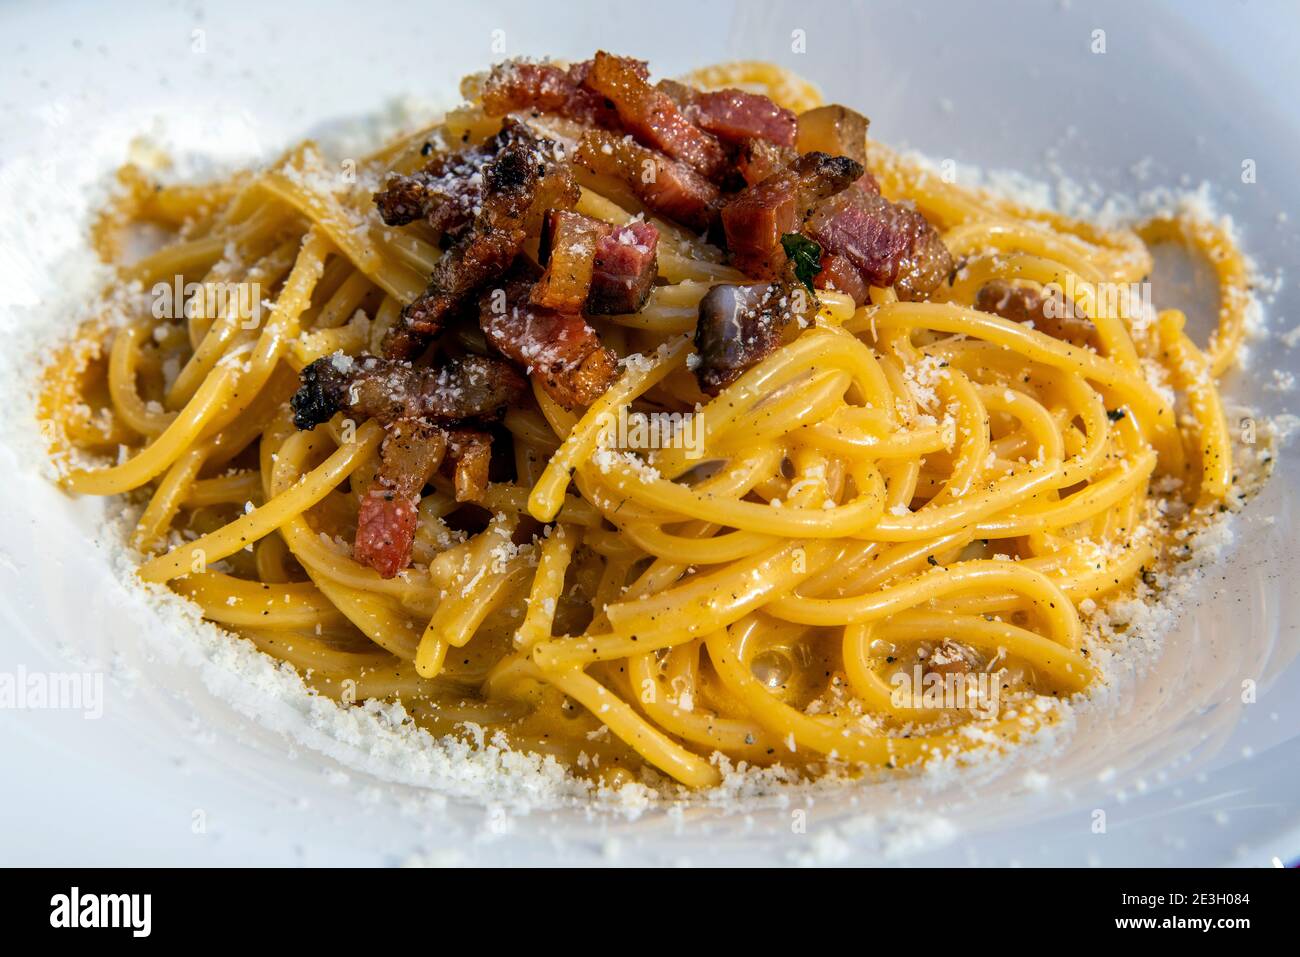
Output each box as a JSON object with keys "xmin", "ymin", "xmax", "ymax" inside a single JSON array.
[
  {"xmin": 373, "ymin": 121, "xmax": 544, "ymax": 238},
  {"xmin": 444, "ymin": 428, "xmax": 494, "ymax": 503},
  {"xmin": 480, "ymin": 274, "xmax": 618, "ymax": 409},
  {"xmin": 293, "ymin": 352, "xmax": 523, "ymax": 577},
  {"xmin": 291, "ymin": 353, "xmax": 526, "ymax": 430},
  {"xmin": 581, "ymin": 52, "xmax": 729, "ymax": 180},
  {"xmin": 532, "ymin": 210, "xmax": 611, "ymax": 312},
  {"xmin": 814, "ymin": 252, "xmax": 870, "ymax": 306},
  {"xmin": 691, "ymin": 89, "xmax": 797, "ymax": 148},
  {"xmin": 805, "ymin": 190, "xmax": 952, "ymax": 301},
  {"xmin": 659, "ymin": 80, "xmax": 797, "ymax": 148},
  {"xmin": 533, "ymin": 211, "xmax": 660, "ymax": 315},
  {"xmin": 383, "ymin": 121, "xmax": 578, "ymax": 359},
  {"xmin": 735, "ymin": 138, "xmax": 797, "ymax": 186},
  {"xmin": 479, "ymin": 59, "xmax": 620, "ymax": 126},
  {"xmin": 354, "ymin": 422, "xmax": 446, "ymax": 578},
  {"xmin": 588, "ymin": 220, "xmax": 659, "ymax": 315},
  {"xmin": 373, "ymin": 174, "xmax": 433, "ymax": 227},
  {"xmin": 974, "ymin": 279, "xmax": 1097, "ymax": 348},
  {"xmin": 721, "ymin": 152, "xmax": 863, "ymax": 277},
  {"xmin": 852, "ymin": 171, "xmax": 883, "ymax": 196},
  {"xmin": 354, "ymin": 493, "xmax": 420, "ymax": 578},
  {"xmin": 796, "ymin": 105, "xmax": 870, "ymax": 166},
  {"xmin": 574, "ymin": 130, "xmax": 721, "ymax": 233},
  {"xmin": 794, "ymin": 105, "xmax": 885, "ymax": 198},
  {"xmin": 373, "ymin": 143, "xmax": 492, "ymax": 237},
  {"xmin": 692, "ymin": 281, "xmax": 815, "ymax": 395}
]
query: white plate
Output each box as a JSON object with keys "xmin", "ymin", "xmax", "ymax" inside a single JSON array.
[{"xmin": 1, "ymin": 0, "xmax": 1297, "ymax": 866}]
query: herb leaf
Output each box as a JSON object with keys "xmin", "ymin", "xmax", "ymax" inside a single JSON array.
[{"xmin": 781, "ymin": 233, "xmax": 823, "ymax": 293}]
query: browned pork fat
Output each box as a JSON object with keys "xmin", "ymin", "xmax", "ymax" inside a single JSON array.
[
  {"xmin": 658, "ymin": 79, "xmax": 797, "ymax": 148},
  {"xmin": 721, "ymin": 152, "xmax": 863, "ymax": 277},
  {"xmin": 589, "ymin": 220, "xmax": 659, "ymax": 314},
  {"xmin": 373, "ymin": 121, "xmax": 553, "ymax": 238},
  {"xmin": 814, "ymin": 252, "xmax": 871, "ymax": 306},
  {"xmin": 478, "ymin": 59, "xmax": 622, "ymax": 126},
  {"xmin": 290, "ymin": 353, "xmax": 526, "ymax": 430},
  {"xmin": 479, "ymin": 274, "xmax": 619, "ymax": 409},
  {"xmin": 354, "ymin": 422, "xmax": 447, "ymax": 579},
  {"xmin": 794, "ymin": 104, "xmax": 883, "ymax": 198},
  {"xmin": 796, "ymin": 105, "xmax": 870, "ymax": 166},
  {"xmin": 382, "ymin": 122, "xmax": 579, "ymax": 360},
  {"xmin": 532, "ymin": 211, "xmax": 660, "ymax": 315},
  {"xmin": 291, "ymin": 353, "xmax": 524, "ymax": 578},
  {"xmin": 581, "ymin": 52, "xmax": 730, "ymax": 181},
  {"xmin": 735, "ymin": 138, "xmax": 797, "ymax": 186},
  {"xmin": 692, "ymin": 281, "xmax": 816, "ymax": 395},
  {"xmin": 805, "ymin": 190, "xmax": 952, "ymax": 301},
  {"xmin": 354, "ymin": 421, "xmax": 500, "ymax": 577},
  {"xmin": 444, "ymin": 428, "xmax": 494, "ymax": 503},
  {"xmin": 974, "ymin": 279, "xmax": 1097, "ymax": 348},
  {"xmin": 374, "ymin": 145, "xmax": 491, "ymax": 237},
  {"xmin": 532, "ymin": 210, "xmax": 612, "ymax": 313},
  {"xmin": 480, "ymin": 58, "xmax": 797, "ymax": 155},
  {"xmin": 574, "ymin": 130, "xmax": 721, "ymax": 233},
  {"xmin": 373, "ymin": 174, "xmax": 436, "ymax": 228}
]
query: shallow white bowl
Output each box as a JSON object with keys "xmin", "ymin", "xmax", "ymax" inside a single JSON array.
[{"xmin": 1, "ymin": 0, "xmax": 1297, "ymax": 865}]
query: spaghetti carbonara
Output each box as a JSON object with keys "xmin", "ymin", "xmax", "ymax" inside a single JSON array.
[{"xmin": 39, "ymin": 56, "xmax": 1251, "ymax": 790}]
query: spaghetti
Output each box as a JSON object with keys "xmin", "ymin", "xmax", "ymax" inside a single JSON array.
[{"xmin": 39, "ymin": 59, "xmax": 1249, "ymax": 791}]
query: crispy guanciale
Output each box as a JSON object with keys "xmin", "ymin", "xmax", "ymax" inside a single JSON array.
[
  {"xmin": 290, "ymin": 353, "xmax": 526, "ymax": 430},
  {"xmin": 354, "ymin": 422, "xmax": 447, "ymax": 578},
  {"xmin": 290, "ymin": 353, "xmax": 523, "ymax": 578},
  {"xmin": 582, "ymin": 52, "xmax": 730, "ymax": 181},
  {"xmin": 532, "ymin": 210, "xmax": 607, "ymax": 313},
  {"xmin": 480, "ymin": 272, "xmax": 619, "ymax": 409},
  {"xmin": 443, "ymin": 427, "xmax": 494, "ymax": 503},
  {"xmin": 805, "ymin": 189, "xmax": 952, "ymax": 301},
  {"xmin": 375, "ymin": 159, "xmax": 488, "ymax": 239},
  {"xmin": 721, "ymin": 152, "xmax": 863, "ymax": 277},
  {"xmin": 692, "ymin": 281, "xmax": 815, "ymax": 395},
  {"xmin": 658, "ymin": 79, "xmax": 797, "ymax": 148},
  {"xmin": 814, "ymin": 252, "xmax": 871, "ymax": 306},
  {"xmin": 533, "ymin": 210, "xmax": 660, "ymax": 315},
  {"xmin": 795, "ymin": 105, "xmax": 870, "ymax": 166},
  {"xmin": 382, "ymin": 122, "xmax": 579, "ymax": 359},
  {"xmin": 974, "ymin": 279, "xmax": 1097, "ymax": 348},
  {"xmin": 735, "ymin": 137, "xmax": 797, "ymax": 187},
  {"xmin": 589, "ymin": 220, "xmax": 659, "ymax": 314},
  {"xmin": 353, "ymin": 421, "xmax": 501, "ymax": 577},
  {"xmin": 478, "ymin": 59, "xmax": 622, "ymax": 126},
  {"xmin": 480, "ymin": 57, "xmax": 797, "ymax": 156},
  {"xmin": 574, "ymin": 130, "xmax": 721, "ymax": 233},
  {"xmin": 795, "ymin": 104, "xmax": 882, "ymax": 199},
  {"xmin": 374, "ymin": 120, "xmax": 574, "ymax": 237}
]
